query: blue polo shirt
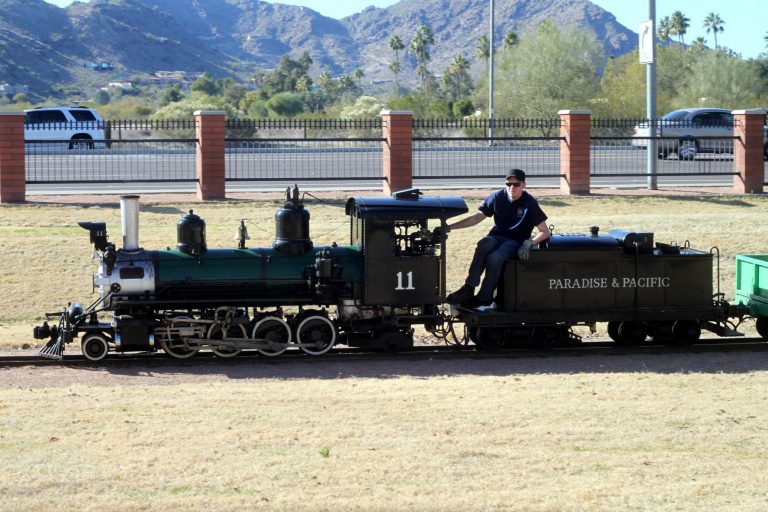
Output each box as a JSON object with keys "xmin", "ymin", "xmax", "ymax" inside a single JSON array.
[{"xmin": 478, "ymin": 189, "xmax": 547, "ymax": 243}]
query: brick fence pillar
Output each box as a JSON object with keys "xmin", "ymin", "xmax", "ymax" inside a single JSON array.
[
  {"xmin": 0, "ymin": 111, "xmax": 26, "ymax": 203},
  {"xmin": 732, "ymin": 108, "xmax": 766, "ymax": 194},
  {"xmin": 559, "ymin": 109, "xmax": 592, "ymax": 195},
  {"xmin": 380, "ymin": 110, "xmax": 413, "ymax": 195},
  {"xmin": 194, "ymin": 110, "xmax": 226, "ymax": 201}
]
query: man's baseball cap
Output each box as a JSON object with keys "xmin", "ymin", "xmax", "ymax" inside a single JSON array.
[{"xmin": 505, "ymin": 169, "xmax": 526, "ymax": 182}]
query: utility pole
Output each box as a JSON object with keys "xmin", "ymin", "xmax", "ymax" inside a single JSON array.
[
  {"xmin": 643, "ymin": 0, "xmax": 658, "ymax": 190},
  {"xmin": 488, "ymin": 0, "xmax": 494, "ymax": 142}
]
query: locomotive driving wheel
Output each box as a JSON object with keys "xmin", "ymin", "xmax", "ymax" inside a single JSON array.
[
  {"xmin": 207, "ymin": 323, "xmax": 247, "ymax": 358},
  {"xmin": 252, "ymin": 317, "xmax": 291, "ymax": 356},
  {"xmin": 296, "ymin": 315, "xmax": 336, "ymax": 356},
  {"xmin": 161, "ymin": 317, "xmax": 201, "ymax": 359}
]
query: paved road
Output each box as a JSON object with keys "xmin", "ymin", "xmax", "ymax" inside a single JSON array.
[{"xmin": 25, "ymin": 146, "xmax": 767, "ymax": 195}]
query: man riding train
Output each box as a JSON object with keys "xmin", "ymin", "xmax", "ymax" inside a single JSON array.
[{"xmin": 443, "ymin": 169, "xmax": 550, "ymax": 308}]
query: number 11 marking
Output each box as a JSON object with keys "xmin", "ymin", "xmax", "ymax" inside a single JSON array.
[{"xmin": 395, "ymin": 271, "xmax": 415, "ymax": 290}]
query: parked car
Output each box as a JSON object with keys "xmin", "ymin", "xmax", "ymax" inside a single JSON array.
[{"xmin": 24, "ymin": 106, "xmax": 106, "ymax": 149}]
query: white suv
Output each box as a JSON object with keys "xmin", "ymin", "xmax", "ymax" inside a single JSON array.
[{"xmin": 24, "ymin": 106, "xmax": 106, "ymax": 149}]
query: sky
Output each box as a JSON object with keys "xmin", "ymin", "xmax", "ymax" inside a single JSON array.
[{"xmin": 45, "ymin": 0, "xmax": 766, "ymax": 59}]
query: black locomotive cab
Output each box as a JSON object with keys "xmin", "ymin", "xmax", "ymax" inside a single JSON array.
[{"xmin": 346, "ymin": 189, "xmax": 468, "ymax": 306}]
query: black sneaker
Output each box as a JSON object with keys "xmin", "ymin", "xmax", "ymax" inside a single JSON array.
[{"xmin": 446, "ymin": 285, "xmax": 474, "ymax": 304}]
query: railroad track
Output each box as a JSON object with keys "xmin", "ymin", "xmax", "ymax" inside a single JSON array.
[{"xmin": 1, "ymin": 337, "xmax": 766, "ymax": 368}]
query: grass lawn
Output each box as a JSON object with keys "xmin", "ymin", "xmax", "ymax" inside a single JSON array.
[{"xmin": 2, "ymin": 354, "xmax": 768, "ymax": 511}]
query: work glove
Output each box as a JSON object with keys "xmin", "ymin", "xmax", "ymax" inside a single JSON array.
[{"xmin": 517, "ymin": 239, "xmax": 533, "ymax": 260}]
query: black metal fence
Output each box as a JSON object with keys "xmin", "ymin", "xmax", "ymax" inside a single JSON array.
[
  {"xmin": 413, "ymin": 118, "xmax": 563, "ymax": 182},
  {"xmin": 413, "ymin": 137, "xmax": 562, "ymax": 181},
  {"xmin": 22, "ymin": 117, "xmax": 766, "ymax": 187},
  {"xmin": 25, "ymin": 139, "xmax": 197, "ymax": 184},
  {"xmin": 225, "ymin": 138, "xmax": 384, "ymax": 183}
]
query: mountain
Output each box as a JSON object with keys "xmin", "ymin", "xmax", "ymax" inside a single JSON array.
[
  {"xmin": 0, "ymin": 0, "xmax": 637, "ymax": 99},
  {"xmin": 344, "ymin": 0, "xmax": 635, "ymax": 82}
]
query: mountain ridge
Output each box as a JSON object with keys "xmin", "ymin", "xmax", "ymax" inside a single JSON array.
[{"xmin": 0, "ymin": 0, "xmax": 637, "ymax": 99}]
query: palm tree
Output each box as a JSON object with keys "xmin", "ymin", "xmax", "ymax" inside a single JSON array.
[
  {"xmin": 354, "ymin": 68, "xmax": 365, "ymax": 89},
  {"xmin": 703, "ymin": 12, "xmax": 725, "ymax": 49},
  {"xmin": 337, "ymin": 75, "xmax": 356, "ymax": 94},
  {"xmin": 447, "ymin": 54, "xmax": 470, "ymax": 100},
  {"xmin": 670, "ymin": 10, "xmax": 690, "ymax": 44},
  {"xmin": 690, "ymin": 37, "xmax": 707, "ymax": 52},
  {"xmin": 295, "ymin": 74, "xmax": 312, "ymax": 92},
  {"xmin": 388, "ymin": 35, "xmax": 405, "ymax": 94},
  {"xmin": 388, "ymin": 60, "xmax": 401, "ymax": 96},
  {"xmin": 317, "ymin": 71, "xmax": 332, "ymax": 92},
  {"xmin": 657, "ymin": 16, "xmax": 672, "ymax": 47},
  {"xmin": 503, "ymin": 30, "xmax": 519, "ymax": 50},
  {"xmin": 409, "ymin": 25, "xmax": 435, "ymax": 91},
  {"xmin": 476, "ymin": 34, "xmax": 490, "ymax": 72}
]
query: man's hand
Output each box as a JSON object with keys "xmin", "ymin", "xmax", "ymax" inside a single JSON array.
[{"xmin": 517, "ymin": 239, "xmax": 533, "ymax": 260}]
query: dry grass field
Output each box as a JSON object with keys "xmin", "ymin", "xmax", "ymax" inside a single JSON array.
[
  {"xmin": 2, "ymin": 354, "xmax": 768, "ymax": 511},
  {"xmin": 1, "ymin": 190, "xmax": 767, "ymax": 511}
]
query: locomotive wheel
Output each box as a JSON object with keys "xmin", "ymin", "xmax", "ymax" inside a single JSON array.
[
  {"xmin": 607, "ymin": 322, "xmax": 621, "ymax": 343},
  {"xmin": 616, "ymin": 322, "xmax": 647, "ymax": 346},
  {"xmin": 670, "ymin": 320, "xmax": 701, "ymax": 345},
  {"xmin": 81, "ymin": 334, "xmax": 110, "ymax": 362},
  {"xmin": 207, "ymin": 324, "xmax": 247, "ymax": 358},
  {"xmin": 161, "ymin": 317, "xmax": 200, "ymax": 359},
  {"xmin": 296, "ymin": 315, "xmax": 336, "ymax": 356},
  {"xmin": 473, "ymin": 327, "xmax": 506, "ymax": 351},
  {"xmin": 755, "ymin": 317, "xmax": 768, "ymax": 340},
  {"xmin": 252, "ymin": 317, "xmax": 291, "ymax": 356}
]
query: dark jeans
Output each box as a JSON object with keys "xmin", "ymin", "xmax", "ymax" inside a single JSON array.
[{"xmin": 465, "ymin": 236, "xmax": 521, "ymax": 302}]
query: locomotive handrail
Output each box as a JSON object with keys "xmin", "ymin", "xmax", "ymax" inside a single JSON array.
[{"xmin": 710, "ymin": 247, "xmax": 721, "ymax": 300}]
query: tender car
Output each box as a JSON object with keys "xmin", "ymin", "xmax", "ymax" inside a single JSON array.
[
  {"xmin": 24, "ymin": 105, "xmax": 106, "ymax": 149},
  {"xmin": 632, "ymin": 107, "xmax": 735, "ymax": 161}
]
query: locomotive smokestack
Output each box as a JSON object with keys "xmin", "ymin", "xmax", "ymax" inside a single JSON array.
[{"xmin": 120, "ymin": 194, "xmax": 140, "ymax": 251}]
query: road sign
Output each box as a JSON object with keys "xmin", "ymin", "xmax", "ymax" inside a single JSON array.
[{"xmin": 639, "ymin": 20, "xmax": 654, "ymax": 64}]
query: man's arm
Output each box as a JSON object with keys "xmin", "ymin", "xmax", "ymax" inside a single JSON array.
[
  {"xmin": 447, "ymin": 212, "xmax": 487, "ymax": 231},
  {"xmin": 531, "ymin": 221, "xmax": 550, "ymax": 245}
]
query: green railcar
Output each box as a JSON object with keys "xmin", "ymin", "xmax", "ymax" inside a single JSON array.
[{"xmin": 735, "ymin": 254, "xmax": 768, "ymax": 338}]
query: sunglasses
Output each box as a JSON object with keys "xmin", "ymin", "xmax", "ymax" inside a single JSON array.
[{"xmin": 505, "ymin": 181, "xmax": 523, "ymax": 187}]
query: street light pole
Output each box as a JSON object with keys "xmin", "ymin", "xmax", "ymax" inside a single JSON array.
[
  {"xmin": 488, "ymin": 0, "xmax": 494, "ymax": 141},
  {"xmin": 646, "ymin": 0, "xmax": 657, "ymax": 190}
]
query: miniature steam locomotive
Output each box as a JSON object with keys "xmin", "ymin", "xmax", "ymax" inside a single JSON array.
[{"xmin": 34, "ymin": 187, "xmax": 768, "ymax": 361}]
